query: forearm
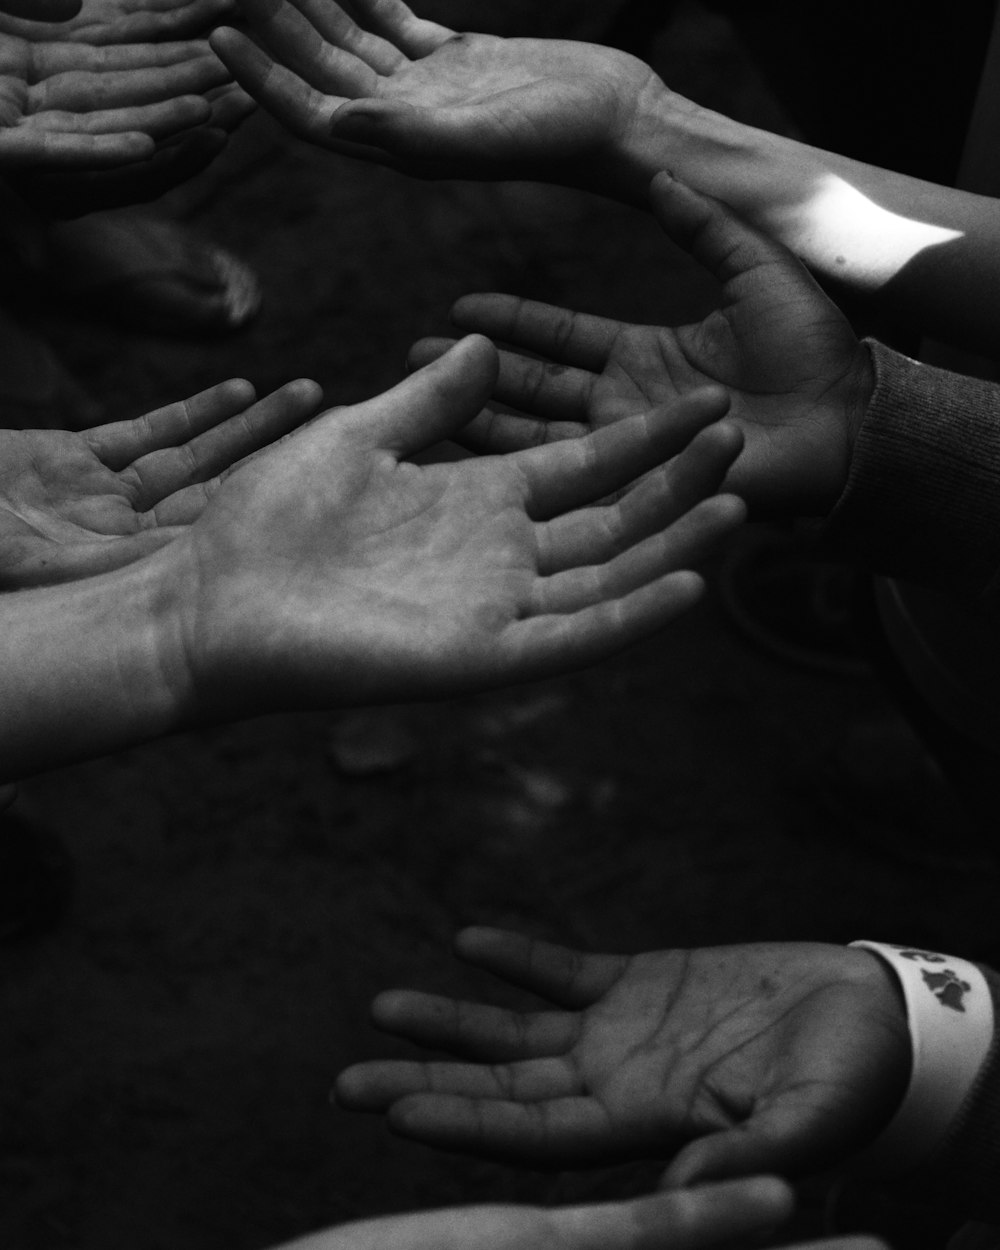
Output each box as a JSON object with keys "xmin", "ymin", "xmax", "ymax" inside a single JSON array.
[
  {"xmin": 608, "ymin": 81, "xmax": 1000, "ymax": 354},
  {"xmin": 0, "ymin": 561, "xmax": 184, "ymax": 781}
]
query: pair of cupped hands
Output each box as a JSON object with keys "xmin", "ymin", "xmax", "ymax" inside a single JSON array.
[
  {"xmin": 4, "ymin": 173, "xmax": 874, "ymax": 727},
  {"xmin": 0, "ymin": 0, "xmax": 254, "ymax": 212}
]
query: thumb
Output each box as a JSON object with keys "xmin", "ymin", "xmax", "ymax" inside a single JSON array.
[
  {"xmin": 649, "ymin": 170, "xmax": 791, "ymax": 288},
  {"xmin": 339, "ymin": 334, "xmax": 498, "ymax": 456},
  {"xmin": 332, "ymin": 99, "xmax": 486, "ymax": 162},
  {"xmin": 660, "ymin": 1101, "xmax": 845, "ymax": 1191}
]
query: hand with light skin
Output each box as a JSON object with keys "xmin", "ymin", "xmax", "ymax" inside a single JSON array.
[
  {"xmin": 0, "ymin": 29, "xmax": 231, "ymax": 168},
  {"xmin": 208, "ymin": 0, "xmax": 661, "ymax": 193},
  {"xmin": 408, "ymin": 174, "xmax": 873, "ymax": 522},
  {"xmin": 269, "ymin": 1176, "xmax": 884, "ymax": 1250},
  {"xmin": 335, "ymin": 927, "xmax": 911, "ymax": 1186},
  {"xmin": 0, "ymin": 376, "xmax": 324, "ymax": 589},
  {"xmin": 0, "ymin": 337, "xmax": 746, "ymax": 780}
]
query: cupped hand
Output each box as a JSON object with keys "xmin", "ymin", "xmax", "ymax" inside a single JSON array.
[
  {"xmin": 209, "ymin": 0, "xmax": 658, "ymax": 189},
  {"xmin": 274, "ymin": 1177, "xmax": 807, "ymax": 1250},
  {"xmin": 410, "ymin": 174, "xmax": 873, "ymax": 520},
  {"xmin": 163, "ymin": 336, "xmax": 746, "ymax": 717},
  {"xmin": 335, "ymin": 927, "xmax": 910, "ymax": 1183},
  {"xmin": 0, "ymin": 31, "xmax": 230, "ymax": 168},
  {"xmin": 0, "ymin": 377, "xmax": 323, "ymax": 587}
]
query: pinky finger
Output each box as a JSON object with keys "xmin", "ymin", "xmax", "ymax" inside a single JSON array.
[
  {"xmin": 504, "ymin": 568, "xmax": 708, "ymax": 682},
  {"xmin": 0, "ymin": 127, "xmax": 153, "ymax": 169}
]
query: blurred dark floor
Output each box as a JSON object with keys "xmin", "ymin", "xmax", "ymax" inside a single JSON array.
[{"xmin": 2, "ymin": 3, "xmax": 998, "ymax": 1248}]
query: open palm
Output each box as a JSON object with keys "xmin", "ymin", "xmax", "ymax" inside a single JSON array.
[
  {"xmin": 170, "ymin": 337, "xmax": 745, "ymax": 716},
  {"xmin": 336, "ymin": 927, "xmax": 910, "ymax": 1183},
  {"xmin": 0, "ymin": 30, "xmax": 228, "ymax": 167},
  {"xmin": 0, "ymin": 377, "xmax": 322, "ymax": 587},
  {"xmin": 410, "ymin": 175, "xmax": 872, "ymax": 520},
  {"xmin": 210, "ymin": 0, "xmax": 656, "ymax": 187}
]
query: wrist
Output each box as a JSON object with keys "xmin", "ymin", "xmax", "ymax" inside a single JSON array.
[{"xmin": 0, "ymin": 557, "xmax": 189, "ymax": 780}]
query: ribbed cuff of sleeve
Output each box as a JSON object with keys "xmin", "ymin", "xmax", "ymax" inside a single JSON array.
[{"xmin": 824, "ymin": 339, "xmax": 1000, "ymax": 615}]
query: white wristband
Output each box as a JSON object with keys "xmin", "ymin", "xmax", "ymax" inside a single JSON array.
[{"xmin": 849, "ymin": 941, "xmax": 994, "ymax": 1175}]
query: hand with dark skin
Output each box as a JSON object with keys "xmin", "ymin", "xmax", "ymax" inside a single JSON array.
[
  {"xmin": 335, "ymin": 927, "xmax": 911, "ymax": 1186},
  {"xmin": 0, "ymin": 29, "xmax": 231, "ymax": 168},
  {"xmin": 408, "ymin": 174, "xmax": 873, "ymax": 522},
  {"xmin": 208, "ymin": 0, "xmax": 660, "ymax": 193},
  {"xmin": 0, "ymin": 376, "xmax": 323, "ymax": 588}
]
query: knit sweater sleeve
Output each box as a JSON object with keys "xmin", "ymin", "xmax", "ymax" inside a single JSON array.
[
  {"xmin": 824, "ymin": 339, "xmax": 1000, "ymax": 619},
  {"xmin": 898, "ymin": 964, "xmax": 1000, "ymax": 1221}
]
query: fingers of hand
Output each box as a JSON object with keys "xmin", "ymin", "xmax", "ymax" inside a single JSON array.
[
  {"xmin": 285, "ymin": 0, "xmax": 405, "ymax": 74},
  {"xmin": 649, "ymin": 171, "xmax": 778, "ymax": 286},
  {"xmin": 535, "ymin": 420, "xmax": 744, "ymax": 574},
  {"xmin": 455, "ymin": 409, "xmax": 584, "ymax": 457},
  {"xmin": 507, "ymin": 568, "xmax": 707, "ymax": 679},
  {"xmin": 366, "ymin": 989, "xmax": 579, "ymax": 1061},
  {"xmin": 237, "ymin": 0, "xmax": 378, "ymax": 97},
  {"xmin": 515, "ymin": 386, "xmax": 731, "ymax": 520},
  {"xmin": 134, "ymin": 379, "xmax": 323, "ymax": 510},
  {"xmin": 568, "ymin": 1177, "xmax": 795, "ymax": 1250},
  {"xmin": 211, "ymin": 26, "xmax": 341, "ymax": 141},
  {"xmin": 386, "ymin": 1092, "xmax": 612, "ymax": 1165},
  {"xmin": 29, "ymin": 94, "xmax": 211, "ymax": 137},
  {"xmin": 532, "ymin": 493, "xmax": 743, "ymax": 615},
  {"xmin": 451, "ymin": 293, "xmax": 618, "ymax": 372},
  {"xmin": 87, "ymin": 377, "xmax": 256, "ymax": 467},
  {"xmin": 341, "ymin": 0, "xmax": 453, "ymax": 58},
  {"xmin": 454, "ymin": 927, "xmax": 623, "ymax": 1009},
  {"xmin": 0, "ymin": 125, "xmax": 152, "ymax": 165},
  {"xmin": 31, "ymin": 52, "xmax": 228, "ymax": 114},
  {"xmin": 338, "ymin": 1055, "xmax": 578, "ymax": 1114},
  {"xmin": 414, "ymin": 332, "xmax": 597, "ymax": 425}
]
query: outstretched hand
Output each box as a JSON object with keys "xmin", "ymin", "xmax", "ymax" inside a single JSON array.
[
  {"xmin": 0, "ymin": 377, "xmax": 323, "ymax": 587},
  {"xmin": 209, "ymin": 0, "xmax": 657, "ymax": 191},
  {"xmin": 160, "ymin": 336, "xmax": 746, "ymax": 717},
  {"xmin": 335, "ymin": 927, "xmax": 910, "ymax": 1184},
  {"xmin": 0, "ymin": 30, "xmax": 231, "ymax": 169},
  {"xmin": 410, "ymin": 175, "xmax": 873, "ymax": 520}
]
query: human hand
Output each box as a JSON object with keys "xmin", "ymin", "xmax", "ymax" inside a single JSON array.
[
  {"xmin": 209, "ymin": 0, "xmax": 659, "ymax": 192},
  {"xmin": 9, "ymin": 80, "xmax": 253, "ymax": 214},
  {"xmin": 0, "ymin": 377, "xmax": 323, "ymax": 588},
  {"xmin": 410, "ymin": 174, "xmax": 873, "ymax": 520},
  {"xmin": 0, "ymin": 30, "xmax": 231, "ymax": 169},
  {"xmin": 0, "ymin": 0, "xmax": 234, "ymax": 44},
  {"xmin": 335, "ymin": 927, "xmax": 910, "ymax": 1184},
  {"xmin": 271, "ymin": 1176, "xmax": 816, "ymax": 1250},
  {"xmin": 156, "ymin": 336, "xmax": 745, "ymax": 719}
]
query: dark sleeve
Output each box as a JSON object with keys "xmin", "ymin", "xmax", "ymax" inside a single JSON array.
[{"xmin": 824, "ymin": 339, "xmax": 1000, "ymax": 619}]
